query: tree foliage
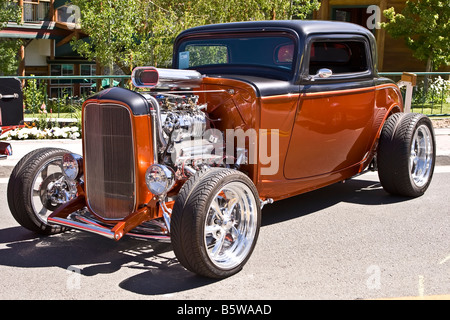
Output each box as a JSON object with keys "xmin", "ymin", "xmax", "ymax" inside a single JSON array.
[
  {"xmin": 0, "ymin": 0, "xmax": 21, "ymax": 28},
  {"xmin": 382, "ymin": 0, "xmax": 450, "ymax": 71},
  {"xmin": 70, "ymin": 0, "xmax": 172, "ymax": 73},
  {"xmin": 70, "ymin": 0, "xmax": 320, "ymax": 74},
  {"xmin": 0, "ymin": 40, "xmax": 23, "ymax": 75},
  {"xmin": 0, "ymin": 0, "xmax": 22, "ymax": 75}
]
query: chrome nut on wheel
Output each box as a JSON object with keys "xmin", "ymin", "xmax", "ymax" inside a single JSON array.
[{"xmin": 171, "ymin": 168, "xmax": 261, "ymax": 279}]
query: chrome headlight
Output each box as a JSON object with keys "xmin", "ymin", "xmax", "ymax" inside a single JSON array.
[
  {"xmin": 62, "ymin": 153, "xmax": 83, "ymax": 181},
  {"xmin": 145, "ymin": 164, "xmax": 175, "ymax": 196}
]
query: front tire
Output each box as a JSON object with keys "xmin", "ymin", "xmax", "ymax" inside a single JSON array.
[
  {"xmin": 377, "ymin": 113, "xmax": 436, "ymax": 197},
  {"xmin": 7, "ymin": 148, "xmax": 77, "ymax": 235},
  {"xmin": 171, "ymin": 168, "xmax": 261, "ymax": 279}
]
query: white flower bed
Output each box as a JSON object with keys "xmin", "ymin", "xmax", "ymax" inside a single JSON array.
[{"xmin": 0, "ymin": 126, "xmax": 81, "ymax": 140}]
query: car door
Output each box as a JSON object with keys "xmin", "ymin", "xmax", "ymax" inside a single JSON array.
[{"xmin": 284, "ymin": 35, "xmax": 376, "ymax": 179}]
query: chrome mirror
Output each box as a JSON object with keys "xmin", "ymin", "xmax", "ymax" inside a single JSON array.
[
  {"xmin": 308, "ymin": 68, "xmax": 333, "ymax": 82},
  {"xmin": 316, "ymin": 68, "xmax": 333, "ymax": 79}
]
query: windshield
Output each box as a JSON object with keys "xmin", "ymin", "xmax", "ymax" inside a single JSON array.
[{"xmin": 176, "ymin": 33, "xmax": 298, "ymax": 80}]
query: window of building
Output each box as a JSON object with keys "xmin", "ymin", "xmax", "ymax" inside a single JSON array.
[
  {"xmin": 332, "ymin": 7, "xmax": 371, "ymax": 26},
  {"xmin": 23, "ymin": 0, "xmax": 50, "ymax": 23},
  {"xmin": 80, "ymin": 64, "xmax": 97, "ymax": 96},
  {"xmin": 56, "ymin": 4, "xmax": 79, "ymax": 25},
  {"xmin": 50, "ymin": 63, "xmax": 74, "ymax": 96},
  {"xmin": 50, "ymin": 64, "xmax": 73, "ymax": 76},
  {"xmin": 80, "ymin": 64, "xmax": 96, "ymax": 76},
  {"xmin": 50, "ymin": 86, "xmax": 72, "ymax": 99}
]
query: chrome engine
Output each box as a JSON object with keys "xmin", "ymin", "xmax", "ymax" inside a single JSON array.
[
  {"xmin": 158, "ymin": 94, "xmax": 207, "ymax": 143},
  {"xmin": 133, "ymin": 67, "xmax": 228, "ymax": 183},
  {"xmin": 143, "ymin": 91, "xmax": 221, "ymax": 178}
]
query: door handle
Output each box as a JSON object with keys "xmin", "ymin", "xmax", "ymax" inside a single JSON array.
[{"xmin": 0, "ymin": 93, "xmax": 19, "ymax": 99}]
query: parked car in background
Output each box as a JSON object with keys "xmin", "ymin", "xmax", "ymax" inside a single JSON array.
[
  {"xmin": 7, "ymin": 21, "xmax": 436, "ymax": 279},
  {"xmin": 0, "ymin": 141, "xmax": 12, "ymax": 160},
  {"xmin": 0, "ymin": 78, "xmax": 23, "ymax": 159}
]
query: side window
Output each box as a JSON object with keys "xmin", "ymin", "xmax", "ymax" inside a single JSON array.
[{"xmin": 308, "ymin": 40, "xmax": 368, "ymax": 75}]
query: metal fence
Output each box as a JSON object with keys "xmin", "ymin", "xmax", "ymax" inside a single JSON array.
[
  {"xmin": 1, "ymin": 72, "xmax": 449, "ymax": 122},
  {"xmin": 379, "ymin": 72, "xmax": 450, "ymax": 117},
  {"xmin": 1, "ymin": 75, "xmax": 130, "ymax": 121}
]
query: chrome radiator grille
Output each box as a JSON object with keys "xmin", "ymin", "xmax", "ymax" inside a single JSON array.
[{"xmin": 83, "ymin": 103, "xmax": 135, "ymax": 219}]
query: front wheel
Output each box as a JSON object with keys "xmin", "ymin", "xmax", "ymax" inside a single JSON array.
[
  {"xmin": 7, "ymin": 148, "xmax": 77, "ymax": 235},
  {"xmin": 377, "ymin": 113, "xmax": 436, "ymax": 197},
  {"xmin": 171, "ymin": 168, "xmax": 261, "ymax": 279}
]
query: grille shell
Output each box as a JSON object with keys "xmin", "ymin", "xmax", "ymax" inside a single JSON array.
[{"xmin": 83, "ymin": 102, "xmax": 136, "ymax": 220}]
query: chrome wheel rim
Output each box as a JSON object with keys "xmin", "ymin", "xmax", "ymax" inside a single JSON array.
[
  {"xmin": 31, "ymin": 157, "xmax": 77, "ymax": 224},
  {"xmin": 409, "ymin": 124, "xmax": 434, "ymax": 188},
  {"xmin": 204, "ymin": 181, "xmax": 258, "ymax": 270}
]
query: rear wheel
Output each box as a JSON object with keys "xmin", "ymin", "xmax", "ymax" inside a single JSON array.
[
  {"xmin": 171, "ymin": 168, "xmax": 261, "ymax": 279},
  {"xmin": 7, "ymin": 148, "xmax": 77, "ymax": 235},
  {"xmin": 377, "ymin": 113, "xmax": 436, "ymax": 197}
]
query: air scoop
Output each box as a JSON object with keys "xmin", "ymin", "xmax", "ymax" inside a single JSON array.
[{"xmin": 132, "ymin": 67, "xmax": 203, "ymax": 88}]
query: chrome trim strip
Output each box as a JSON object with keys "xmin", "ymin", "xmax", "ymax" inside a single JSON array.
[
  {"xmin": 48, "ymin": 217, "xmax": 116, "ymax": 240},
  {"xmin": 48, "ymin": 215, "xmax": 171, "ymax": 242}
]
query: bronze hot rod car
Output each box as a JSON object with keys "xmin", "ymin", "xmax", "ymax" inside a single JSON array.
[{"xmin": 7, "ymin": 21, "xmax": 436, "ymax": 279}]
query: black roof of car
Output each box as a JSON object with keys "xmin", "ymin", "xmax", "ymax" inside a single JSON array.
[
  {"xmin": 176, "ymin": 20, "xmax": 375, "ymax": 40},
  {"xmin": 173, "ymin": 20, "xmax": 378, "ymax": 74}
]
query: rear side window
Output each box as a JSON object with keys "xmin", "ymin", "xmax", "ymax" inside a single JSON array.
[{"xmin": 308, "ymin": 40, "xmax": 369, "ymax": 75}]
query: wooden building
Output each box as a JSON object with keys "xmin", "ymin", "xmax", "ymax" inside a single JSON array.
[
  {"xmin": 314, "ymin": 0, "xmax": 449, "ymax": 72},
  {"xmin": 0, "ymin": 0, "xmax": 95, "ymax": 97}
]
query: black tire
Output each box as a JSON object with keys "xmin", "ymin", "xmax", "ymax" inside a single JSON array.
[
  {"xmin": 7, "ymin": 148, "xmax": 73, "ymax": 235},
  {"xmin": 377, "ymin": 113, "xmax": 436, "ymax": 197},
  {"xmin": 171, "ymin": 168, "xmax": 261, "ymax": 279}
]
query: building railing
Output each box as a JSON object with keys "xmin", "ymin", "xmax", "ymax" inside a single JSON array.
[
  {"xmin": 0, "ymin": 75, "xmax": 129, "ymax": 122},
  {"xmin": 1, "ymin": 73, "xmax": 449, "ymax": 120}
]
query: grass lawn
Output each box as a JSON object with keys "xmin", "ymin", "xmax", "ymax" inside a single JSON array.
[{"xmin": 411, "ymin": 102, "xmax": 450, "ymax": 116}]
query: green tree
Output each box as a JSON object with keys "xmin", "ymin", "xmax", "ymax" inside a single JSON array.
[
  {"xmin": 70, "ymin": 0, "xmax": 320, "ymax": 73},
  {"xmin": 0, "ymin": 40, "xmax": 23, "ymax": 75},
  {"xmin": 0, "ymin": 0, "xmax": 23, "ymax": 75},
  {"xmin": 381, "ymin": 0, "xmax": 450, "ymax": 71},
  {"xmin": 23, "ymin": 76, "xmax": 46, "ymax": 115},
  {"xmin": 71, "ymin": 0, "xmax": 169, "ymax": 73},
  {"xmin": 290, "ymin": 0, "xmax": 321, "ymax": 19},
  {"xmin": 180, "ymin": 0, "xmax": 320, "ymax": 24},
  {"xmin": 0, "ymin": 0, "xmax": 21, "ymax": 28}
]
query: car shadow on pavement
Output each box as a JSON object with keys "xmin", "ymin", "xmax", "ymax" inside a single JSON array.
[
  {"xmin": 0, "ymin": 225, "xmax": 218, "ymax": 296},
  {"xmin": 261, "ymin": 176, "xmax": 410, "ymax": 227},
  {"xmin": 0, "ymin": 176, "xmax": 409, "ymax": 297}
]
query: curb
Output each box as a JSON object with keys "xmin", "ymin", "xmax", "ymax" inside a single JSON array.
[{"xmin": 1, "ymin": 129, "xmax": 449, "ymax": 178}]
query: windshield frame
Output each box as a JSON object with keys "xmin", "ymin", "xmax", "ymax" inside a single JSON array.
[{"xmin": 173, "ymin": 30, "xmax": 301, "ymax": 82}]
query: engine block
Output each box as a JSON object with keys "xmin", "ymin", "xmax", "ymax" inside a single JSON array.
[{"xmin": 144, "ymin": 92, "xmax": 220, "ymax": 177}]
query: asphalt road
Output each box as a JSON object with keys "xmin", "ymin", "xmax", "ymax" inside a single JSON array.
[{"xmin": 0, "ymin": 132, "xmax": 449, "ymax": 300}]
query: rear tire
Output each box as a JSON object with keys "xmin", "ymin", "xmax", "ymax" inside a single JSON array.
[
  {"xmin": 377, "ymin": 113, "xmax": 436, "ymax": 197},
  {"xmin": 7, "ymin": 148, "xmax": 76, "ymax": 235},
  {"xmin": 171, "ymin": 168, "xmax": 261, "ymax": 279}
]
